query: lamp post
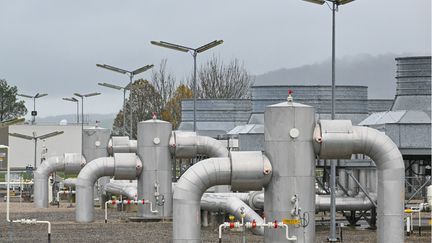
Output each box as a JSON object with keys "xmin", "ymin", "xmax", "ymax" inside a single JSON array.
[
  {"xmin": 62, "ymin": 97, "xmax": 79, "ymax": 124},
  {"xmin": 17, "ymin": 93, "xmax": 48, "ymax": 125},
  {"xmin": 96, "ymin": 64, "xmax": 153, "ymax": 138},
  {"xmin": 98, "ymin": 82, "xmax": 144, "ymax": 136},
  {"xmin": 73, "ymin": 92, "xmax": 101, "ymax": 156},
  {"xmin": 302, "ymin": 0, "xmax": 355, "ymax": 241},
  {"xmin": 150, "ymin": 40, "xmax": 223, "ymax": 132},
  {"xmin": 9, "ymin": 131, "xmax": 64, "ymax": 169}
]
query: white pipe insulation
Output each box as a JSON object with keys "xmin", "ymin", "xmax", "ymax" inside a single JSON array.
[
  {"xmin": 108, "ymin": 136, "xmax": 137, "ymax": 155},
  {"xmin": 169, "ymin": 131, "xmax": 230, "ymax": 193},
  {"xmin": 169, "ymin": 131, "xmax": 229, "ymax": 158},
  {"xmin": 75, "ymin": 153, "xmax": 142, "ymax": 223},
  {"xmin": 33, "ymin": 153, "xmax": 85, "ymax": 208},
  {"xmin": 172, "ymin": 151, "xmax": 272, "ymax": 243},
  {"xmin": 314, "ymin": 120, "xmax": 405, "ymax": 243},
  {"xmin": 104, "ymin": 182, "xmax": 138, "ymax": 200}
]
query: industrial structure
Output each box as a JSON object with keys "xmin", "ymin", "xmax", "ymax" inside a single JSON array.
[{"xmin": 2, "ymin": 56, "xmax": 431, "ymax": 243}]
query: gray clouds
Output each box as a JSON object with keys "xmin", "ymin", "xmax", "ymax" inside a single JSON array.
[{"xmin": 0, "ymin": 0, "xmax": 430, "ymax": 117}]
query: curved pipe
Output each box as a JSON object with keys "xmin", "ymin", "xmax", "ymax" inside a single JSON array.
[
  {"xmin": 75, "ymin": 154, "xmax": 142, "ymax": 223},
  {"xmin": 104, "ymin": 182, "xmax": 137, "ymax": 200},
  {"xmin": 315, "ymin": 121, "xmax": 405, "ymax": 243},
  {"xmin": 201, "ymin": 194, "xmax": 264, "ymax": 235},
  {"xmin": 63, "ymin": 178, "xmax": 77, "ymax": 187},
  {"xmin": 173, "ymin": 151, "xmax": 272, "ymax": 242},
  {"xmin": 34, "ymin": 154, "xmax": 85, "ymax": 208},
  {"xmin": 352, "ymin": 126, "xmax": 404, "ymax": 243},
  {"xmin": 169, "ymin": 131, "xmax": 228, "ymax": 158},
  {"xmin": 173, "ymin": 158, "xmax": 231, "ymax": 242}
]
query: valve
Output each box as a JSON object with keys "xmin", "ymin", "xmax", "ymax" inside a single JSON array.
[{"xmin": 287, "ymin": 89, "xmax": 294, "ymax": 103}]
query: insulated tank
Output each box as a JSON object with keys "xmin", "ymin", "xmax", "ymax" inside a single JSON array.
[
  {"xmin": 264, "ymin": 100, "xmax": 316, "ymax": 242},
  {"xmin": 136, "ymin": 119, "xmax": 172, "ymax": 219}
]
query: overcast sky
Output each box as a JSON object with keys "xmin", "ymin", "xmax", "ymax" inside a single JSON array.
[{"xmin": 1, "ymin": 0, "xmax": 430, "ymax": 118}]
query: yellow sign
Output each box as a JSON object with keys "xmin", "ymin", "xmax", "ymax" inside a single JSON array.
[{"xmin": 283, "ymin": 219, "xmax": 300, "ymax": 225}]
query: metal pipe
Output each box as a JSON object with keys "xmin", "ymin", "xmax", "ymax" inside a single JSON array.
[
  {"xmin": 173, "ymin": 157, "xmax": 232, "ymax": 242},
  {"xmin": 75, "ymin": 154, "xmax": 142, "ymax": 223},
  {"xmin": 104, "ymin": 182, "xmax": 137, "ymax": 200},
  {"xmin": 169, "ymin": 131, "xmax": 230, "ymax": 193},
  {"xmin": 108, "ymin": 137, "xmax": 137, "ymax": 155},
  {"xmin": 314, "ymin": 121, "xmax": 405, "ymax": 243},
  {"xmin": 104, "ymin": 199, "xmax": 157, "ymax": 223},
  {"xmin": 169, "ymin": 131, "xmax": 229, "ymax": 158},
  {"xmin": 200, "ymin": 194, "xmax": 265, "ymax": 235},
  {"xmin": 173, "ymin": 151, "xmax": 271, "ymax": 242},
  {"xmin": 248, "ymin": 191, "xmax": 376, "ymax": 212},
  {"xmin": 34, "ymin": 153, "xmax": 85, "ymax": 208},
  {"xmin": 63, "ymin": 178, "xmax": 77, "ymax": 187},
  {"xmin": 56, "ymin": 190, "xmax": 76, "ymax": 202}
]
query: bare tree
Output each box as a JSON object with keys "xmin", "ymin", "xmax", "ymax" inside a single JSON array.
[
  {"xmin": 151, "ymin": 59, "xmax": 175, "ymax": 114},
  {"xmin": 190, "ymin": 56, "xmax": 253, "ymax": 99}
]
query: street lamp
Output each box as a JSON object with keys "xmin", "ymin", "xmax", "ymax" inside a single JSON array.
[
  {"xmin": 96, "ymin": 64, "xmax": 153, "ymax": 138},
  {"xmin": 98, "ymin": 82, "xmax": 144, "ymax": 136},
  {"xmin": 9, "ymin": 131, "xmax": 64, "ymax": 169},
  {"xmin": 62, "ymin": 97, "xmax": 80, "ymax": 124},
  {"xmin": 17, "ymin": 93, "xmax": 48, "ymax": 125},
  {"xmin": 302, "ymin": 0, "xmax": 356, "ymax": 241},
  {"xmin": 74, "ymin": 92, "xmax": 101, "ymax": 156},
  {"xmin": 151, "ymin": 40, "xmax": 223, "ymax": 132}
]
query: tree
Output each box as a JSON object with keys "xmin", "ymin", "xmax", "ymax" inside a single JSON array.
[
  {"xmin": 151, "ymin": 59, "xmax": 175, "ymax": 115},
  {"xmin": 161, "ymin": 84, "xmax": 193, "ymax": 129},
  {"xmin": 112, "ymin": 79, "xmax": 161, "ymax": 139},
  {"xmin": 0, "ymin": 79, "xmax": 27, "ymax": 122},
  {"xmin": 191, "ymin": 56, "xmax": 253, "ymax": 99}
]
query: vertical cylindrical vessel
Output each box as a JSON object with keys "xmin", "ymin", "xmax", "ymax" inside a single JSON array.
[
  {"xmin": 137, "ymin": 119, "xmax": 172, "ymax": 218},
  {"xmin": 264, "ymin": 101, "xmax": 316, "ymax": 242}
]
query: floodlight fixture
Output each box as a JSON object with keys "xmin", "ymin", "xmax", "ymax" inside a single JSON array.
[
  {"xmin": 74, "ymin": 91, "xmax": 101, "ymax": 154},
  {"xmin": 95, "ymin": 63, "xmax": 153, "ymax": 138},
  {"xmin": 62, "ymin": 97, "xmax": 80, "ymax": 123},
  {"xmin": 9, "ymin": 130, "xmax": 63, "ymax": 169},
  {"xmin": 98, "ymin": 82, "xmax": 123, "ymax": 90},
  {"xmin": 150, "ymin": 41, "xmax": 191, "ymax": 52},
  {"xmin": 35, "ymin": 93, "xmax": 48, "ymax": 98},
  {"xmin": 17, "ymin": 92, "xmax": 48, "ymax": 124},
  {"xmin": 18, "ymin": 94, "xmax": 33, "ymax": 98},
  {"xmin": 196, "ymin": 40, "xmax": 224, "ymax": 53},
  {"xmin": 302, "ymin": 0, "xmax": 325, "ymax": 5},
  {"xmin": 38, "ymin": 131, "xmax": 64, "ymax": 140},
  {"xmin": 150, "ymin": 39, "xmax": 224, "ymax": 131},
  {"xmin": 96, "ymin": 64, "xmax": 128, "ymax": 74},
  {"xmin": 132, "ymin": 64, "xmax": 155, "ymax": 75}
]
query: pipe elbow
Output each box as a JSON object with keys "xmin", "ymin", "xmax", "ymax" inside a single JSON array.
[
  {"xmin": 169, "ymin": 131, "xmax": 228, "ymax": 158},
  {"xmin": 174, "ymin": 158, "xmax": 231, "ymax": 201},
  {"xmin": 34, "ymin": 156, "xmax": 65, "ymax": 179}
]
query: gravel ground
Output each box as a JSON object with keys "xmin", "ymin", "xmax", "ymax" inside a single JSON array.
[{"xmin": 0, "ymin": 202, "xmax": 430, "ymax": 242}]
